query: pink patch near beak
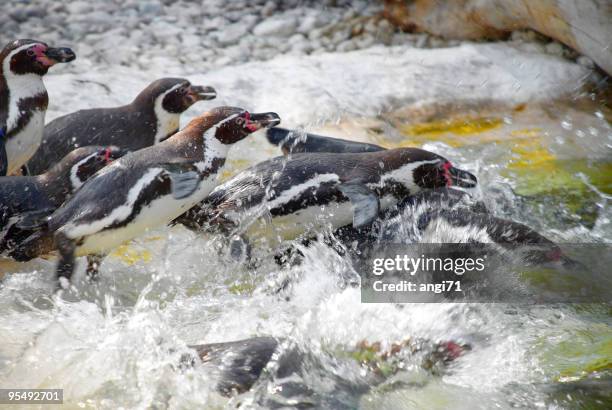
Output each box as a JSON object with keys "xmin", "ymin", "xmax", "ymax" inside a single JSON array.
[
  {"xmin": 442, "ymin": 161, "xmax": 453, "ymax": 187},
  {"xmin": 440, "ymin": 341, "xmax": 465, "ymax": 360},
  {"xmin": 103, "ymin": 148, "xmax": 112, "ymax": 163},
  {"xmin": 32, "ymin": 44, "xmax": 54, "ymax": 67},
  {"xmin": 244, "ymin": 111, "xmax": 259, "ymax": 132}
]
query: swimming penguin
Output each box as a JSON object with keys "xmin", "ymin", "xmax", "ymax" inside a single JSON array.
[
  {"xmin": 26, "ymin": 78, "xmax": 217, "ymax": 175},
  {"xmin": 183, "ymin": 336, "xmax": 468, "ymax": 405},
  {"xmin": 0, "ymin": 39, "xmax": 75, "ymax": 176},
  {"xmin": 39, "ymin": 107, "xmax": 280, "ymax": 287},
  {"xmin": 1, "ymin": 146, "xmax": 126, "ymax": 258},
  {"xmin": 266, "ymin": 127, "xmax": 384, "ymax": 155},
  {"xmin": 336, "ymin": 188, "xmax": 575, "ymax": 272},
  {"xmin": 175, "ymin": 148, "xmax": 478, "ymax": 246}
]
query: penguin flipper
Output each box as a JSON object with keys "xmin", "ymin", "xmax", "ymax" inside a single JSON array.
[
  {"xmin": 162, "ymin": 164, "xmax": 201, "ymax": 200},
  {"xmin": 14, "ymin": 208, "xmax": 54, "ymax": 230},
  {"xmin": 338, "ymin": 180, "xmax": 380, "ymax": 228}
]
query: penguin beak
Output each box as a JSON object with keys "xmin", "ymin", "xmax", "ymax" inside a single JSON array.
[
  {"xmin": 447, "ymin": 165, "xmax": 478, "ymax": 188},
  {"xmin": 244, "ymin": 112, "xmax": 281, "ymax": 132},
  {"xmin": 188, "ymin": 85, "xmax": 217, "ymax": 102},
  {"xmin": 43, "ymin": 47, "xmax": 76, "ymax": 64}
]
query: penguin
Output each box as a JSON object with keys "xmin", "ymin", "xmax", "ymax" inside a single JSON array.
[
  {"xmin": 264, "ymin": 129, "xmax": 565, "ymax": 264},
  {"xmin": 26, "ymin": 78, "xmax": 217, "ymax": 175},
  {"xmin": 1, "ymin": 146, "xmax": 127, "ymax": 259},
  {"xmin": 0, "ymin": 39, "xmax": 76, "ymax": 176},
  {"xmin": 337, "ymin": 188, "xmax": 575, "ymax": 274},
  {"xmin": 39, "ymin": 107, "xmax": 280, "ymax": 286},
  {"xmin": 175, "ymin": 148, "xmax": 478, "ymax": 245},
  {"xmin": 266, "ymin": 127, "xmax": 384, "ymax": 155},
  {"xmin": 182, "ymin": 336, "xmax": 468, "ymax": 405}
]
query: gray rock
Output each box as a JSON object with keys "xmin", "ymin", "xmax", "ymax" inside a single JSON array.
[
  {"xmin": 201, "ymin": 16, "xmax": 229, "ymax": 33},
  {"xmin": 253, "ymin": 15, "xmax": 297, "ymax": 37},
  {"xmin": 138, "ymin": 1, "xmax": 163, "ymax": 16},
  {"xmin": 261, "ymin": 1, "xmax": 277, "ymax": 17},
  {"xmin": 545, "ymin": 41, "xmax": 564, "ymax": 57},
  {"xmin": 9, "ymin": 7, "xmax": 30, "ymax": 23},
  {"xmin": 288, "ymin": 33, "xmax": 306, "ymax": 44},
  {"xmin": 67, "ymin": 1, "xmax": 93, "ymax": 15},
  {"xmin": 336, "ymin": 39, "xmax": 357, "ymax": 52},
  {"xmin": 297, "ymin": 13, "xmax": 324, "ymax": 33},
  {"xmin": 214, "ymin": 22, "xmax": 250, "ymax": 46}
]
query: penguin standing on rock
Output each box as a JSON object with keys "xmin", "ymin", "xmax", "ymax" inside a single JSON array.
[
  {"xmin": 39, "ymin": 107, "xmax": 280, "ymax": 287},
  {"xmin": 26, "ymin": 78, "xmax": 217, "ymax": 174},
  {"xmin": 1, "ymin": 146, "xmax": 127, "ymax": 259},
  {"xmin": 0, "ymin": 39, "xmax": 76, "ymax": 176},
  {"xmin": 176, "ymin": 148, "xmax": 478, "ymax": 245}
]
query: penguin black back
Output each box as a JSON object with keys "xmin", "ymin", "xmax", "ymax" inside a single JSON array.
[{"xmin": 266, "ymin": 127, "xmax": 384, "ymax": 155}]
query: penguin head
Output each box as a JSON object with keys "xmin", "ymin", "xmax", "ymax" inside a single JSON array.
[
  {"xmin": 1, "ymin": 39, "xmax": 75, "ymax": 76},
  {"xmin": 412, "ymin": 157, "xmax": 478, "ymax": 191},
  {"xmin": 163, "ymin": 80, "xmax": 217, "ymax": 113},
  {"xmin": 58, "ymin": 146, "xmax": 128, "ymax": 191},
  {"xmin": 136, "ymin": 78, "xmax": 217, "ymax": 113},
  {"xmin": 194, "ymin": 106, "xmax": 281, "ymax": 145}
]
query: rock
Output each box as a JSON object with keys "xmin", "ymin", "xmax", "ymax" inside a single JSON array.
[
  {"xmin": 261, "ymin": 1, "xmax": 277, "ymax": 17},
  {"xmin": 354, "ymin": 34, "xmax": 375, "ymax": 49},
  {"xmin": 382, "ymin": 0, "xmax": 612, "ymax": 76},
  {"xmin": 545, "ymin": 42, "xmax": 565, "ymax": 57},
  {"xmin": 138, "ymin": 1, "xmax": 163, "ymax": 16},
  {"xmin": 214, "ymin": 22, "xmax": 251, "ymax": 46},
  {"xmin": 336, "ymin": 40, "xmax": 357, "ymax": 52},
  {"xmin": 415, "ymin": 33, "xmax": 428, "ymax": 48},
  {"xmin": 288, "ymin": 33, "xmax": 306, "ymax": 44},
  {"xmin": 201, "ymin": 16, "xmax": 229, "ymax": 33},
  {"xmin": 297, "ymin": 13, "xmax": 324, "ymax": 33},
  {"xmin": 66, "ymin": 1, "xmax": 93, "ymax": 15},
  {"xmin": 9, "ymin": 7, "xmax": 30, "ymax": 23},
  {"xmin": 181, "ymin": 34, "xmax": 201, "ymax": 49},
  {"xmin": 253, "ymin": 15, "xmax": 297, "ymax": 37}
]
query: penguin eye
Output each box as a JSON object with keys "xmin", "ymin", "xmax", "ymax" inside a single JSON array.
[
  {"xmin": 179, "ymin": 87, "xmax": 187, "ymax": 95},
  {"xmin": 27, "ymin": 49, "xmax": 35, "ymax": 57}
]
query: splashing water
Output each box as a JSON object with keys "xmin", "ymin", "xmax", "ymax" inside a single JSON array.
[{"xmin": 1, "ymin": 48, "xmax": 611, "ymax": 408}]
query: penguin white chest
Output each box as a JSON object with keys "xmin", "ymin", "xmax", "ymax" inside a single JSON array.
[
  {"xmin": 6, "ymin": 110, "xmax": 45, "ymax": 174},
  {"xmin": 75, "ymin": 175, "xmax": 219, "ymax": 255},
  {"xmin": 242, "ymin": 194, "xmax": 398, "ymax": 242}
]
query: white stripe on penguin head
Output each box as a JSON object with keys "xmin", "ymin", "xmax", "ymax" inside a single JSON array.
[
  {"xmin": 3, "ymin": 43, "xmax": 47, "ymax": 131},
  {"xmin": 153, "ymin": 83, "xmax": 183, "ymax": 144},
  {"xmin": 380, "ymin": 159, "xmax": 441, "ymax": 192},
  {"xmin": 195, "ymin": 113, "xmax": 240, "ymax": 173},
  {"xmin": 69, "ymin": 152, "xmax": 102, "ymax": 191}
]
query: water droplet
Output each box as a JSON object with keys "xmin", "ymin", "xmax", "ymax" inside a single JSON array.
[{"xmin": 588, "ymin": 127, "xmax": 599, "ymax": 136}]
